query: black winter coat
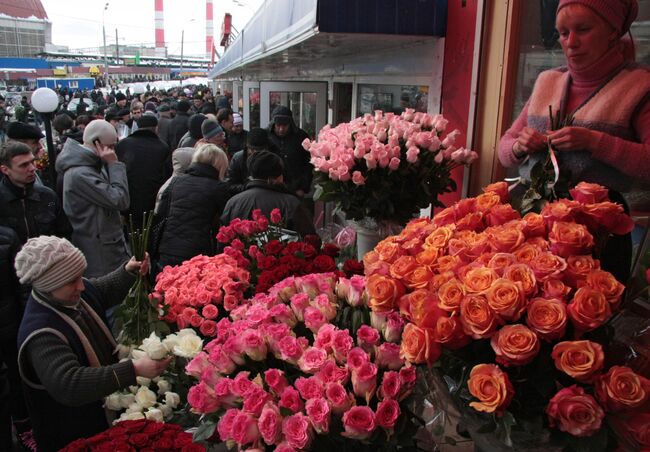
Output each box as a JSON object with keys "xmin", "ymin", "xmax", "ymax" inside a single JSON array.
[
  {"xmin": 116, "ymin": 129, "xmax": 171, "ymax": 226},
  {"xmin": 267, "ymin": 121, "xmax": 312, "ymax": 194},
  {"xmin": 227, "ymin": 130, "xmax": 248, "ymax": 157},
  {"xmin": 0, "ymin": 177, "xmax": 70, "ymax": 244},
  {"xmin": 158, "ymin": 163, "xmax": 231, "ymax": 263},
  {"xmin": 221, "ymin": 180, "xmax": 315, "ymax": 237},
  {"xmin": 0, "ymin": 226, "xmax": 22, "ymax": 341},
  {"xmin": 157, "ymin": 116, "xmax": 174, "ymax": 147},
  {"xmin": 226, "ymin": 149, "xmax": 251, "ymax": 195},
  {"xmin": 169, "ymin": 111, "xmax": 191, "ymax": 151}
]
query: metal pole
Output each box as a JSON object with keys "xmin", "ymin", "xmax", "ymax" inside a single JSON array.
[
  {"xmin": 179, "ymin": 29, "xmax": 184, "ymax": 80},
  {"xmin": 115, "ymin": 28, "xmax": 119, "ymax": 63},
  {"xmin": 42, "ymin": 112, "xmax": 56, "ymax": 190},
  {"xmin": 102, "ymin": 3, "xmax": 109, "ymax": 87}
]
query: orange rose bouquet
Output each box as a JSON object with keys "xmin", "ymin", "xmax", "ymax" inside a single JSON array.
[{"xmin": 362, "ymin": 181, "xmax": 644, "ymax": 450}]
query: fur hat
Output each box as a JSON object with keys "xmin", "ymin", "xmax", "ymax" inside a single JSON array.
[
  {"xmin": 136, "ymin": 114, "xmax": 158, "ymax": 128},
  {"xmin": 176, "ymin": 100, "xmax": 191, "ymax": 113},
  {"xmin": 248, "ymin": 150, "xmax": 284, "ymax": 179},
  {"xmin": 557, "ymin": 0, "xmax": 638, "ymax": 36},
  {"xmin": 271, "ymin": 105, "xmax": 293, "ymax": 125},
  {"xmin": 188, "ymin": 114, "xmax": 207, "ymax": 140},
  {"xmin": 233, "ymin": 113, "xmax": 243, "ymax": 126},
  {"xmin": 247, "ymin": 127, "xmax": 268, "ymax": 150},
  {"xmin": 7, "ymin": 122, "xmax": 43, "ymax": 140},
  {"xmin": 14, "ymin": 236, "xmax": 87, "ymax": 293}
]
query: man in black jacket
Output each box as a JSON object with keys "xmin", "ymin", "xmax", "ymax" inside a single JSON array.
[
  {"xmin": 227, "ymin": 113, "xmax": 248, "ymax": 156},
  {"xmin": 221, "ymin": 151, "xmax": 315, "ymax": 237},
  {"xmin": 0, "ymin": 141, "xmax": 70, "ymax": 244},
  {"xmin": 169, "ymin": 100, "xmax": 192, "ymax": 151},
  {"xmin": 226, "ymin": 127, "xmax": 267, "ymax": 195},
  {"xmin": 116, "ymin": 115, "xmax": 171, "ymax": 227},
  {"xmin": 156, "ymin": 103, "xmax": 174, "ymax": 147},
  {"xmin": 267, "ymin": 106, "xmax": 312, "ymax": 197}
]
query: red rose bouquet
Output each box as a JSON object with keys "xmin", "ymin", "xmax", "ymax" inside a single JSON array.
[
  {"xmin": 151, "ymin": 254, "xmax": 250, "ymax": 337},
  {"xmin": 362, "ymin": 181, "xmax": 643, "ymax": 450},
  {"xmin": 60, "ymin": 419, "xmax": 204, "ymax": 451},
  {"xmin": 217, "ymin": 209, "xmax": 362, "ymax": 294},
  {"xmin": 185, "ymin": 272, "xmax": 433, "ymax": 451}
]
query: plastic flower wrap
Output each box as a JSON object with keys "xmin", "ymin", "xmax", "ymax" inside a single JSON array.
[
  {"xmin": 362, "ymin": 181, "xmax": 642, "ymax": 450},
  {"xmin": 151, "ymin": 254, "xmax": 250, "ymax": 337},
  {"xmin": 303, "ymin": 109, "xmax": 478, "ymax": 224},
  {"xmin": 185, "ymin": 272, "xmax": 431, "ymax": 450}
]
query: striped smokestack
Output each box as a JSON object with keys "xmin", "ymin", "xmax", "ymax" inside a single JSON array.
[
  {"xmin": 155, "ymin": 0, "xmax": 165, "ymax": 57},
  {"xmin": 206, "ymin": 0, "xmax": 214, "ymax": 60}
]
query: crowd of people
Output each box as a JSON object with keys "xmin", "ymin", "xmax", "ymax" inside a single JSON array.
[{"xmin": 0, "ymin": 83, "xmax": 315, "ymax": 451}]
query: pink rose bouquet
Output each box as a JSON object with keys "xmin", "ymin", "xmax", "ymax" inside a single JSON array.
[{"xmin": 303, "ymin": 109, "xmax": 477, "ymax": 224}]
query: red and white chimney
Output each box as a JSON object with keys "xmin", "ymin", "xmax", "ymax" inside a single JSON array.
[
  {"xmin": 206, "ymin": 0, "xmax": 214, "ymax": 60},
  {"xmin": 155, "ymin": 0, "xmax": 166, "ymax": 57}
]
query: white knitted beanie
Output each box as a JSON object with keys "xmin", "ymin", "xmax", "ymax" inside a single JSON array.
[{"xmin": 15, "ymin": 236, "xmax": 87, "ymax": 292}]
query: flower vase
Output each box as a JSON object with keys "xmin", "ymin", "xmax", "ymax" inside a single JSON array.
[{"xmin": 352, "ymin": 219, "xmax": 403, "ymax": 261}]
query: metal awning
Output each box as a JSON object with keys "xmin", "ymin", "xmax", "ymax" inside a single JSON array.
[{"xmin": 210, "ymin": 0, "xmax": 447, "ymax": 79}]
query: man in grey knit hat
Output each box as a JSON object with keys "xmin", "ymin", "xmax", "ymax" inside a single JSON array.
[{"xmin": 15, "ymin": 236, "xmax": 170, "ymax": 451}]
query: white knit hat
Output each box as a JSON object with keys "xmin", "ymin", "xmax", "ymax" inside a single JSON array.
[{"xmin": 15, "ymin": 236, "xmax": 87, "ymax": 292}]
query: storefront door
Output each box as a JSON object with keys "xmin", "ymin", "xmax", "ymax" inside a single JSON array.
[
  {"xmin": 243, "ymin": 81, "xmax": 260, "ymax": 130},
  {"xmin": 260, "ymin": 81, "xmax": 328, "ymax": 139}
]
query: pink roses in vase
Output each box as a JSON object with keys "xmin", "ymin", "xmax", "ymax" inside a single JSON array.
[{"xmin": 304, "ymin": 109, "xmax": 477, "ymax": 225}]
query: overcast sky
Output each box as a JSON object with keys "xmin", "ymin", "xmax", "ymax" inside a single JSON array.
[{"xmin": 39, "ymin": 0, "xmax": 264, "ymax": 57}]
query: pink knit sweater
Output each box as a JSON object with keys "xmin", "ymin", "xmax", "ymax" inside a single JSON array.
[{"xmin": 498, "ymin": 48, "xmax": 650, "ymax": 183}]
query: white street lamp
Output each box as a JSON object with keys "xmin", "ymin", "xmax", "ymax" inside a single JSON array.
[
  {"xmin": 31, "ymin": 87, "xmax": 59, "ymax": 188},
  {"xmin": 31, "ymin": 87, "xmax": 59, "ymax": 113}
]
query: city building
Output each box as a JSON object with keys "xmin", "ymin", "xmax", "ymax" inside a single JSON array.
[{"xmin": 0, "ymin": 0, "xmax": 52, "ymax": 57}]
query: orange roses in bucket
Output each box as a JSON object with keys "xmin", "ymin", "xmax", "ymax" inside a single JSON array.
[{"xmin": 362, "ymin": 181, "xmax": 639, "ymax": 447}]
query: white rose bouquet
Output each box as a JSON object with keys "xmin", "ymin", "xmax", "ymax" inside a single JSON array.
[{"xmin": 107, "ymin": 329, "xmax": 203, "ymax": 423}]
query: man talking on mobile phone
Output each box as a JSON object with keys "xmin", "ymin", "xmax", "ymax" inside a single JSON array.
[{"xmin": 55, "ymin": 120, "xmax": 130, "ymax": 278}]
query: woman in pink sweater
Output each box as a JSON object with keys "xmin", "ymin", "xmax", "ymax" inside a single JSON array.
[{"xmin": 498, "ymin": 0, "xmax": 650, "ymax": 212}]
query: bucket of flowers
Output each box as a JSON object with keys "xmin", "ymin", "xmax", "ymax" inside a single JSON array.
[{"xmin": 361, "ymin": 181, "xmax": 647, "ymax": 451}]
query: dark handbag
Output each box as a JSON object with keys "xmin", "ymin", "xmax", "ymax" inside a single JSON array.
[{"xmin": 149, "ymin": 178, "xmax": 177, "ymax": 259}]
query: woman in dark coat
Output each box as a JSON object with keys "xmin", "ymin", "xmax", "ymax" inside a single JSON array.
[{"xmin": 157, "ymin": 144, "xmax": 231, "ymax": 267}]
